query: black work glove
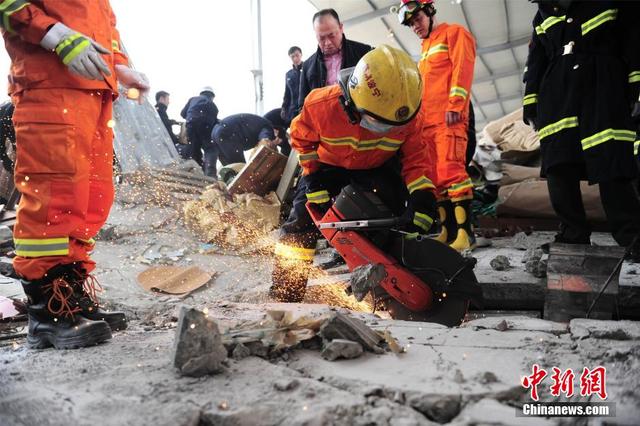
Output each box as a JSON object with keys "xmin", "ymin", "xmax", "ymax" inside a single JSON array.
[
  {"xmin": 406, "ymin": 190, "xmax": 437, "ymax": 235},
  {"xmin": 304, "ymin": 171, "xmax": 332, "ymax": 214}
]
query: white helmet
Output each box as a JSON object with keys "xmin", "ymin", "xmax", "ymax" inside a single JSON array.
[{"xmin": 200, "ymin": 86, "xmax": 215, "ymax": 97}]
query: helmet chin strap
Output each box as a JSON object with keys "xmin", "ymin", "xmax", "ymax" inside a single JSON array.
[
  {"xmin": 425, "ymin": 6, "xmax": 436, "ymax": 38},
  {"xmin": 338, "ymin": 67, "xmax": 361, "ymax": 125}
]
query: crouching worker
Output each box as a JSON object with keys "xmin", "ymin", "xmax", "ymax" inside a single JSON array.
[
  {"xmin": 207, "ymin": 113, "xmax": 284, "ymax": 177},
  {"xmin": 270, "ymin": 45, "xmax": 437, "ymax": 302},
  {"xmin": 1, "ymin": 0, "xmax": 150, "ymax": 349}
]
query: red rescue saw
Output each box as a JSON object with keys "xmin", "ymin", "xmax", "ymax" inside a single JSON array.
[{"xmin": 307, "ymin": 184, "xmax": 482, "ymax": 326}]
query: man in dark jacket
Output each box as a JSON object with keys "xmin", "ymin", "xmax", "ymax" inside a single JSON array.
[
  {"xmin": 264, "ymin": 108, "xmax": 291, "ymax": 156},
  {"xmin": 155, "ymin": 91, "xmax": 179, "ymax": 146},
  {"xmin": 281, "ymin": 46, "xmax": 303, "ymax": 125},
  {"xmin": 298, "ymin": 9, "xmax": 372, "ymax": 110},
  {"xmin": 180, "ymin": 87, "xmax": 219, "ymax": 169},
  {"xmin": 209, "ymin": 113, "xmax": 282, "ymax": 177},
  {"xmin": 523, "ymin": 0, "xmax": 640, "ymax": 258}
]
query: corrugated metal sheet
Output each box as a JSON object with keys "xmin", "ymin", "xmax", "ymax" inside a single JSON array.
[{"xmin": 112, "ymin": 94, "xmax": 180, "ymax": 174}]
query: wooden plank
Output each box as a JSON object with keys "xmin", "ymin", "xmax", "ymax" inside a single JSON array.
[
  {"xmin": 228, "ymin": 146, "xmax": 287, "ymax": 196},
  {"xmin": 275, "ymin": 150, "xmax": 300, "ymax": 202}
]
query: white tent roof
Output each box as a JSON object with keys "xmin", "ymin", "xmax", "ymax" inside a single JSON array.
[{"xmin": 306, "ymin": 0, "xmax": 537, "ymax": 128}]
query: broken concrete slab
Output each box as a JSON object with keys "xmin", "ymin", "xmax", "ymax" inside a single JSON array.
[
  {"xmin": 172, "ymin": 306, "xmax": 227, "ymax": 377},
  {"xmin": 451, "ymin": 398, "xmax": 554, "ymax": 426},
  {"xmin": 321, "ymin": 339, "xmax": 364, "ymax": 361},
  {"xmin": 405, "ymin": 392, "xmax": 461, "ymax": 424},
  {"xmin": 319, "ymin": 312, "xmax": 384, "ymax": 353},
  {"xmin": 569, "ymin": 319, "xmax": 640, "ymax": 341},
  {"xmin": 462, "ymin": 316, "xmax": 568, "ymax": 335}
]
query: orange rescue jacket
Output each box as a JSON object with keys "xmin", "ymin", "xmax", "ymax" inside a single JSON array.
[
  {"xmin": 291, "ymin": 85, "xmax": 436, "ymax": 195},
  {"xmin": 1, "ymin": 0, "xmax": 128, "ymax": 95},
  {"xmin": 419, "ymin": 23, "xmax": 476, "ymax": 125}
]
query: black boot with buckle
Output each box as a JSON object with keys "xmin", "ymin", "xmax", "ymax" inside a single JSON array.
[{"xmin": 21, "ymin": 265, "xmax": 112, "ymax": 349}]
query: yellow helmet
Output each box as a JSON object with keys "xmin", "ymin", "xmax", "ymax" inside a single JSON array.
[{"xmin": 342, "ymin": 44, "xmax": 422, "ymax": 126}]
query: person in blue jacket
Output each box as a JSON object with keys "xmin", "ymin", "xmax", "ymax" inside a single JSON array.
[
  {"xmin": 208, "ymin": 113, "xmax": 283, "ymax": 177},
  {"xmin": 180, "ymin": 86, "xmax": 219, "ymax": 170}
]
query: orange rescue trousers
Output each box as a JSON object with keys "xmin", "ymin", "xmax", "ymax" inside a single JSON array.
[
  {"xmin": 12, "ymin": 89, "xmax": 115, "ymax": 280},
  {"xmin": 424, "ymin": 122, "xmax": 473, "ymax": 202}
]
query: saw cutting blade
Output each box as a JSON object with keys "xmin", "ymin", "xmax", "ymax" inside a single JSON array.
[{"xmin": 377, "ymin": 237, "xmax": 480, "ymax": 326}]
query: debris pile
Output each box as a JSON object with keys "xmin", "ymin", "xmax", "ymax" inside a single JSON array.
[
  {"xmin": 172, "ymin": 307, "xmax": 402, "ymax": 377},
  {"xmin": 183, "ymin": 186, "xmax": 280, "ymax": 252}
]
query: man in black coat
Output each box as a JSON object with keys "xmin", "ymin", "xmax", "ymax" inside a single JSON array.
[
  {"xmin": 264, "ymin": 108, "xmax": 291, "ymax": 156},
  {"xmin": 298, "ymin": 9, "xmax": 372, "ymax": 110},
  {"xmin": 155, "ymin": 91, "xmax": 180, "ymax": 146},
  {"xmin": 523, "ymin": 0, "xmax": 640, "ymax": 257},
  {"xmin": 180, "ymin": 87, "xmax": 219, "ymax": 170},
  {"xmin": 281, "ymin": 46, "xmax": 303, "ymax": 125},
  {"xmin": 209, "ymin": 113, "xmax": 282, "ymax": 177}
]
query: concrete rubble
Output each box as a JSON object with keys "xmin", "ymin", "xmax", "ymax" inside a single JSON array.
[
  {"xmin": 172, "ymin": 306, "xmax": 227, "ymax": 377},
  {"xmin": 490, "ymin": 255, "xmax": 511, "ymax": 271}
]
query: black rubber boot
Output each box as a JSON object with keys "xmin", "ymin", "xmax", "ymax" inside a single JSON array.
[
  {"xmin": 21, "ymin": 271, "xmax": 112, "ymax": 350},
  {"xmin": 450, "ymin": 199, "xmax": 476, "ymax": 252},
  {"xmin": 434, "ymin": 199, "xmax": 456, "ymax": 245},
  {"xmin": 69, "ymin": 264, "xmax": 128, "ymax": 332}
]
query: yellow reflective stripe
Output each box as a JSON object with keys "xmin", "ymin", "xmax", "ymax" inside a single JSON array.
[
  {"xmin": 535, "ymin": 15, "xmax": 566, "ymax": 35},
  {"xmin": 407, "ymin": 176, "xmax": 435, "ymax": 194},
  {"xmin": 299, "ymin": 151, "xmax": 319, "ymax": 162},
  {"xmin": 538, "ymin": 116, "xmax": 579, "ymax": 140},
  {"xmin": 634, "ymin": 140, "xmax": 639, "ymax": 156},
  {"xmin": 0, "ymin": 0, "xmax": 29, "ymax": 32},
  {"xmin": 14, "ymin": 237, "xmax": 70, "ymax": 258},
  {"xmin": 56, "ymin": 34, "xmax": 90, "ymax": 65},
  {"xmin": 320, "ymin": 136, "xmax": 403, "ymax": 152},
  {"xmin": 629, "ymin": 71, "xmax": 640, "ymax": 84},
  {"xmin": 78, "ymin": 237, "xmax": 96, "ymax": 245},
  {"xmin": 413, "ymin": 212, "xmax": 433, "ymax": 232},
  {"xmin": 448, "ymin": 179, "xmax": 474, "ymax": 194},
  {"xmin": 306, "ymin": 190, "xmax": 330, "ymax": 204},
  {"xmin": 449, "ymin": 86, "xmax": 468, "ymax": 100},
  {"xmin": 523, "ymin": 93, "xmax": 538, "ymax": 106},
  {"xmin": 422, "ymin": 43, "xmax": 449, "ymax": 60},
  {"xmin": 581, "ymin": 128, "xmax": 636, "ymax": 151},
  {"xmin": 111, "ymin": 40, "xmax": 121, "ymax": 53},
  {"xmin": 275, "ymin": 243, "xmax": 315, "ymax": 261},
  {"xmin": 582, "ymin": 9, "xmax": 617, "ymax": 36}
]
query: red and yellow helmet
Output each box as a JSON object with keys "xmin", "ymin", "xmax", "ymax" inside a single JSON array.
[{"xmin": 392, "ymin": 0, "xmax": 435, "ymax": 26}]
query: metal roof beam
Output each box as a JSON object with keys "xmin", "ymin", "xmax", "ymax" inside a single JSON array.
[
  {"xmin": 343, "ymin": 2, "xmax": 397, "ymax": 26},
  {"xmin": 477, "ymin": 36, "xmax": 529, "ymax": 55},
  {"xmin": 476, "ymin": 92, "xmax": 522, "ymax": 107},
  {"xmin": 474, "ymin": 68, "xmax": 522, "ymax": 84}
]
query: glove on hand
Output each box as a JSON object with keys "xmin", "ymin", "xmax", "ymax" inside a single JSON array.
[
  {"xmin": 407, "ymin": 190, "xmax": 437, "ymax": 234},
  {"xmin": 41, "ymin": 23, "xmax": 111, "ymax": 81}
]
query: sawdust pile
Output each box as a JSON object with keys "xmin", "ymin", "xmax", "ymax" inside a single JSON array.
[{"xmin": 184, "ymin": 186, "xmax": 280, "ymax": 251}]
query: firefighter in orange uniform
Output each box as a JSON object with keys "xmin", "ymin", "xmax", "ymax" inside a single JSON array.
[
  {"xmin": 270, "ymin": 45, "xmax": 437, "ymax": 302},
  {"xmin": 396, "ymin": 0, "xmax": 477, "ymax": 251},
  {"xmin": 1, "ymin": 0, "xmax": 150, "ymax": 349}
]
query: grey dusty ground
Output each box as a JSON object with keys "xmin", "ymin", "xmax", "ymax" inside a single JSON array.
[{"xmin": 1, "ymin": 197, "xmax": 640, "ymax": 426}]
